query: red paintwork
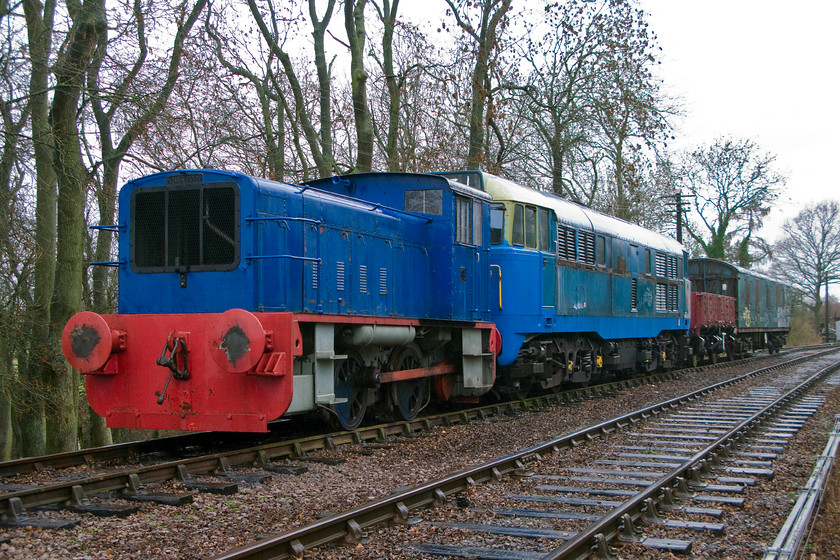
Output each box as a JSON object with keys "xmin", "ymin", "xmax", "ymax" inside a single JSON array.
[
  {"xmin": 62, "ymin": 311, "xmax": 125, "ymax": 373},
  {"xmin": 379, "ymin": 364, "xmax": 457, "ymax": 383},
  {"xmin": 690, "ymin": 292, "xmax": 736, "ymax": 335},
  {"xmin": 63, "ymin": 310, "xmax": 498, "ymax": 433},
  {"xmin": 62, "ymin": 310, "xmax": 301, "ymax": 432}
]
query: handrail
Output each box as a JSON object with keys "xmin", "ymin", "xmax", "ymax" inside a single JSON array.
[{"xmin": 490, "ymin": 264, "xmax": 502, "ymax": 309}]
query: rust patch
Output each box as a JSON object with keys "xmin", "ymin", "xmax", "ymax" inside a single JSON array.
[
  {"xmin": 220, "ymin": 324, "xmax": 250, "ymax": 366},
  {"xmin": 71, "ymin": 324, "xmax": 101, "ymax": 360}
]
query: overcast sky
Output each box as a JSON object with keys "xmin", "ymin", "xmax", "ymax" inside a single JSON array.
[
  {"xmin": 397, "ymin": 1, "xmax": 836, "ymax": 241},
  {"xmin": 641, "ymin": 1, "xmax": 840, "ymax": 241}
]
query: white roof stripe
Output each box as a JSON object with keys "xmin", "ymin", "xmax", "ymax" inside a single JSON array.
[{"xmin": 480, "ymin": 173, "xmax": 684, "ymax": 254}]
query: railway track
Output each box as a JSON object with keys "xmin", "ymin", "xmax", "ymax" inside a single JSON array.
[
  {"xmin": 0, "ymin": 347, "xmax": 835, "ymax": 557},
  {"xmin": 0, "ymin": 349, "xmax": 778, "ymax": 517},
  {"xmin": 205, "ymin": 348, "xmax": 840, "ymax": 560},
  {"xmin": 0, "ymin": 369, "xmax": 694, "ymax": 528}
]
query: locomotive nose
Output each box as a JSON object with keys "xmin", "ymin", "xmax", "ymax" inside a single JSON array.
[{"xmin": 62, "ymin": 311, "xmax": 126, "ymax": 373}]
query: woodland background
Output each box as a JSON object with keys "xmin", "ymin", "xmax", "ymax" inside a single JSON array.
[{"xmin": 2, "ymin": 0, "xmax": 838, "ymax": 459}]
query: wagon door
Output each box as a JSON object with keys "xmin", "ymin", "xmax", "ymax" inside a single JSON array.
[{"xmin": 302, "ymin": 215, "xmax": 322, "ymax": 313}]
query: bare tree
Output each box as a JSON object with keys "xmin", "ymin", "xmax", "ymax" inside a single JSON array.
[
  {"xmin": 590, "ymin": 0, "xmax": 672, "ymax": 221},
  {"xmin": 444, "ymin": 0, "xmax": 512, "ymax": 170},
  {"xmin": 344, "ymin": 0, "xmax": 373, "ymax": 172},
  {"xmin": 516, "ymin": 0, "xmax": 605, "ymax": 201},
  {"xmin": 678, "ymin": 136, "xmax": 785, "ymax": 265},
  {"xmin": 205, "ymin": 0, "xmax": 289, "ymax": 180},
  {"xmin": 15, "ymin": 0, "xmax": 58, "ymax": 458},
  {"xmin": 246, "ymin": 0, "xmax": 336, "ymax": 178},
  {"xmin": 773, "ymin": 201, "xmax": 840, "ymax": 325},
  {"xmin": 46, "ymin": 0, "xmax": 108, "ymax": 453},
  {"xmin": 371, "ymin": 0, "xmax": 402, "ymax": 171}
]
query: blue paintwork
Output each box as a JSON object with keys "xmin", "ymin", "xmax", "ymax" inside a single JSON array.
[
  {"xmin": 306, "ymin": 172, "xmax": 492, "ymax": 322},
  {"xmin": 435, "ymin": 171, "xmax": 689, "ymax": 366},
  {"xmin": 490, "ymin": 245, "xmax": 688, "ymax": 365},
  {"xmin": 118, "ymin": 168, "xmax": 690, "ymax": 371},
  {"xmin": 117, "ymin": 170, "xmax": 491, "ymax": 323}
]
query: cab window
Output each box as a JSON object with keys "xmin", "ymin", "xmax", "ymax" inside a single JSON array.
[
  {"xmin": 490, "ymin": 204, "xmax": 504, "ymax": 245},
  {"xmin": 597, "ymin": 236, "xmax": 606, "ymax": 266},
  {"xmin": 456, "ymin": 196, "xmax": 472, "ymax": 244},
  {"xmin": 539, "ymin": 208, "xmax": 550, "ymax": 250},
  {"xmin": 525, "ymin": 206, "xmax": 537, "ymax": 248},
  {"xmin": 472, "ymin": 201, "xmax": 482, "ymax": 245},
  {"xmin": 512, "ymin": 204, "xmax": 524, "ymax": 246}
]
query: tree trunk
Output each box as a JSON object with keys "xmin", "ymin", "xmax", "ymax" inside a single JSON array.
[
  {"xmin": 89, "ymin": 166, "xmax": 115, "ymax": 448},
  {"xmin": 246, "ymin": 0, "xmax": 328, "ymax": 178},
  {"xmin": 381, "ymin": 0, "xmax": 401, "ymax": 171},
  {"xmin": 309, "ymin": 0, "xmax": 336, "ymax": 176},
  {"xmin": 466, "ymin": 50, "xmax": 488, "ymax": 170},
  {"xmin": 20, "ymin": 0, "xmax": 58, "ymax": 457},
  {"xmin": 614, "ymin": 138, "xmax": 628, "ymax": 220},
  {"xmin": 276, "ymin": 96, "xmax": 285, "ymax": 181},
  {"xmin": 345, "ymin": 0, "xmax": 373, "ymax": 172},
  {"xmin": 0, "ymin": 326, "xmax": 12, "ymax": 460},
  {"xmin": 45, "ymin": 0, "xmax": 106, "ymax": 453},
  {"xmin": 550, "ymin": 135, "xmax": 565, "ymax": 196},
  {"xmin": 445, "ymin": 0, "xmax": 512, "ymax": 171}
]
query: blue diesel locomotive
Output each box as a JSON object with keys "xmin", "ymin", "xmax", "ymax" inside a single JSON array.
[{"xmin": 63, "ymin": 170, "xmax": 498, "ymax": 432}]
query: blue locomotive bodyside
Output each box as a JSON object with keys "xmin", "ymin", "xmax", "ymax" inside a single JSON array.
[
  {"xmin": 119, "ymin": 170, "xmax": 491, "ymax": 323},
  {"xmin": 436, "ymin": 171, "xmax": 690, "ymax": 393},
  {"xmin": 304, "ymin": 172, "xmax": 492, "ymax": 322}
]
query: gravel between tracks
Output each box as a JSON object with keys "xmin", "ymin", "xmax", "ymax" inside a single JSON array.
[{"xmin": 1, "ymin": 355, "xmax": 837, "ymax": 559}]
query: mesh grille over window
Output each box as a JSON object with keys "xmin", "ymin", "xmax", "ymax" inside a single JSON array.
[{"xmin": 131, "ymin": 180, "xmax": 239, "ymax": 273}]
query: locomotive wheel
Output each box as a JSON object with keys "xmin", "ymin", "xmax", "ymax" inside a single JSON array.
[
  {"xmin": 389, "ymin": 347, "xmax": 429, "ymax": 421},
  {"xmin": 331, "ymin": 354, "xmax": 367, "ymax": 431},
  {"xmin": 571, "ymin": 337, "xmax": 594, "ymax": 385}
]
